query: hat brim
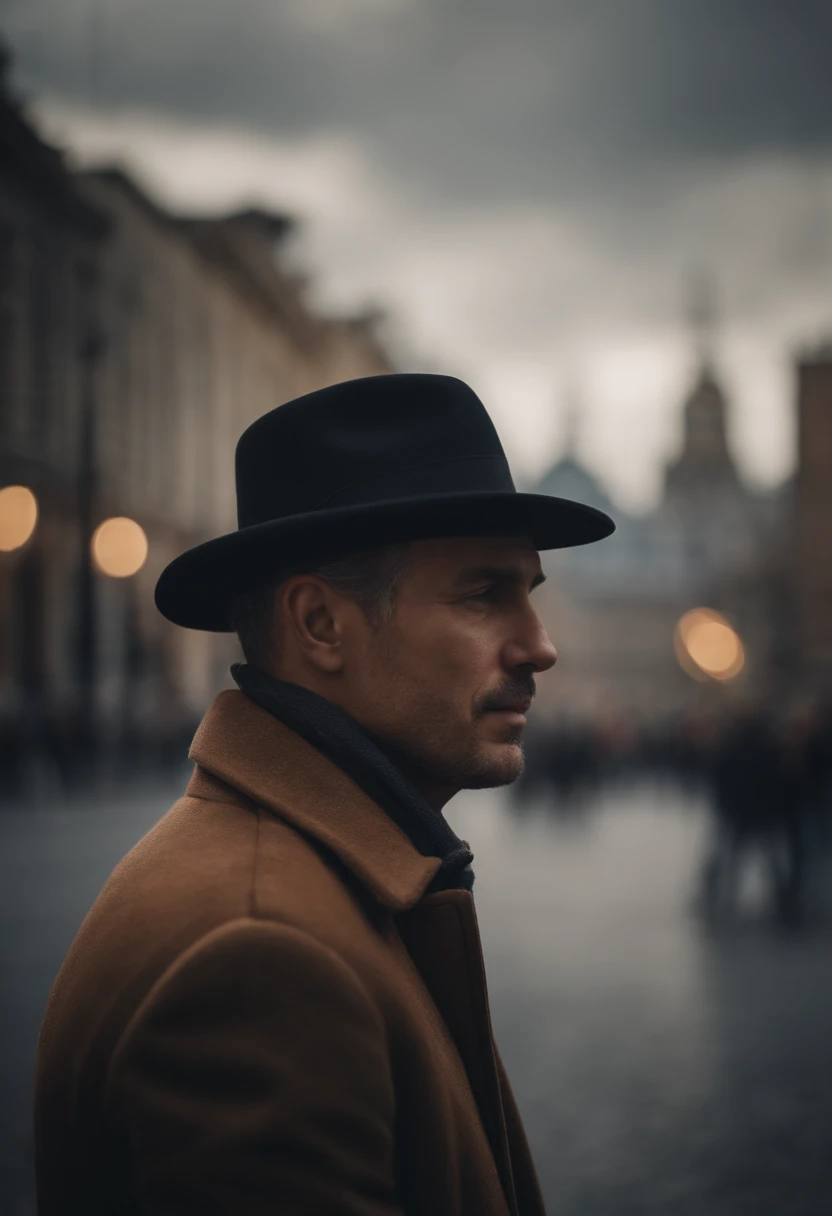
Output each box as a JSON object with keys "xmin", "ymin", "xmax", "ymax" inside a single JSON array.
[{"xmin": 155, "ymin": 491, "xmax": 615, "ymax": 631}]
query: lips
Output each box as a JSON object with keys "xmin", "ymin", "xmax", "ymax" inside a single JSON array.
[{"xmin": 488, "ymin": 699, "xmax": 532, "ymax": 714}]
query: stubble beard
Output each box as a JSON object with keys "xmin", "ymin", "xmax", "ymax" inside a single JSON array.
[
  {"xmin": 364, "ymin": 631, "xmax": 529, "ymax": 790},
  {"xmin": 376, "ymin": 708, "xmax": 527, "ymax": 791}
]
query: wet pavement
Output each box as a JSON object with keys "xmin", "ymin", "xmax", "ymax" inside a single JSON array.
[{"xmin": 3, "ymin": 772, "xmax": 832, "ymax": 1215}]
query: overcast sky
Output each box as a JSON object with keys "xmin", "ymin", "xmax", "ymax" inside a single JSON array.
[{"xmin": 5, "ymin": 0, "xmax": 832, "ymax": 511}]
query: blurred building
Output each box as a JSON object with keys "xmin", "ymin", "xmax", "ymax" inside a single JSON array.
[
  {"xmin": 794, "ymin": 346, "xmax": 832, "ymax": 693},
  {"xmin": 534, "ymin": 357, "xmax": 787, "ymax": 721},
  {"xmin": 663, "ymin": 365, "xmax": 775, "ymax": 578},
  {"xmin": 0, "ymin": 58, "xmax": 391, "ymax": 778},
  {"xmin": 0, "ymin": 48, "xmax": 110, "ymax": 774}
]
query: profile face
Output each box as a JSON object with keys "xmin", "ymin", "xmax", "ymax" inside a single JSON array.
[{"xmin": 344, "ymin": 535, "xmax": 557, "ymax": 791}]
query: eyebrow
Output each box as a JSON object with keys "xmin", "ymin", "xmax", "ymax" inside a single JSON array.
[{"xmin": 452, "ymin": 565, "xmax": 546, "ymax": 591}]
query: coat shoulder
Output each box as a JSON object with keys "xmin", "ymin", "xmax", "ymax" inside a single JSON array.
[
  {"xmin": 37, "ymin": 767, "xmax": 385, "ymax": 1092},
  {"xmin": 179, "ymin": 763, "xmax": 382, "ymax": 942}
]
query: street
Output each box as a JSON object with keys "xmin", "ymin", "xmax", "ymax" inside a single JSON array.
[{"xmin": 3, "ymin": 773, "xmax": 832, "ymax": 1215}]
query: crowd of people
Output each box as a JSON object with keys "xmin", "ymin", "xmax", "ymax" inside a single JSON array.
[
  {"xmin": 513, "ymin": 700, "xmax": 832, "ymax": 928},
  {"xmin": 4, "ymin": 690, "xmax": 832, "ymax": 927},
  {"xmin": 0, "ymin": 702, "xmax": 199, "ymax": 802}
]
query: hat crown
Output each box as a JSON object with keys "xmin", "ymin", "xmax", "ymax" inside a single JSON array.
[
  {"xmin": 155, "ymin": 371, "xmax": 615, "ymax": 631},
  {"xmin": 235, "ymin": 373, "xmax": 512, "ymax": 528}
]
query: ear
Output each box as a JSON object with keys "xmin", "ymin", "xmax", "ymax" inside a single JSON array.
[{"xmin": 279, "ymin": 576, "xmax": 345, "ymax": 674}]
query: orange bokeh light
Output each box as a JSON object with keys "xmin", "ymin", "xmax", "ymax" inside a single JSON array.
[
  {"xmin": 91, "ymin": 517, "xmax": 148, "ymax": 578},
  {"xmin": 674, "ymin": 607, "xmax": 745, "ymax": 682},
  {"xmin": 0, "ymin": 485, "xmax": 38, "ymax": 551}
]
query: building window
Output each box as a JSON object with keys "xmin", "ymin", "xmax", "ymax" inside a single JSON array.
[
  {"xmin": 0, "ymin": 222, "xmax": 15, "ymax": 293},
  {"xmin": 0, "ymin": 223, "xmax": 18, "ymax": 435},
  {"xmin": 28, "ymin": 237, "xmax": 54, "ymax": 445},
  {"xmin": 0, "ymin": 305, "xmax": 17, "ymax": 431}
]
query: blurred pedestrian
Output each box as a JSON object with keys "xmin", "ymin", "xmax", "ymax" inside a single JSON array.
[{"xmin": 700, "ymin": 707, "xmax": 805, "ymax": 926}]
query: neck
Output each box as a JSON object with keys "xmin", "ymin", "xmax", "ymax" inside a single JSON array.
[
  {"xmin": 367, "ymin": 732, "xmax": 459, "ymax": 813},
  {"xmin": 265, "ymin": 662, "xmax": 459, "ymax": 812}
]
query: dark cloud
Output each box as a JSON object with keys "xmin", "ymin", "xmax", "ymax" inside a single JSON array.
[
  {"xmin": 5, "ymin": 0, "xmax": 832, "ymax": 216},
  {"xmin": 6, "ymin": 0, "xmax": 832, "ymax": 385},
  {"xmin": 5, "ymin": 0, "xmax": 828, "ymax": 499}
]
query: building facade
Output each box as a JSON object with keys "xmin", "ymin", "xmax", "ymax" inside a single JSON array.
[
  {"xmin": 0, "ymin": 63, "xmax": 392, "ymax": 780},
  {"xmin": 0, "ymin": 53, "xmax": 110, "ymax": 775},
  {"xmin": 532, "ymin": 358, "xmax": 788, "ymax": 723},
  {"xmin": 794, "ymin": 347, "xmax": 832, "ymax": 693}
]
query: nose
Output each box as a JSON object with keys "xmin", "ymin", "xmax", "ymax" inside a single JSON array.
[
  {"xmin": 532, "ymin": 628, "xmax": 558, "ymax": 673},
  {"xmin": 504, "ymin": 609, "xmax": 557, "ymax": 674}
]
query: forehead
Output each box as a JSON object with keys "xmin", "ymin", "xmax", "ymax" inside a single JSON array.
[{"xmin": 407, "ymin": 535, "xmax": 542, "ymax": 578}]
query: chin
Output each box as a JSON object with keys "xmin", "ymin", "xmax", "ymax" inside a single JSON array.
[
  {"xmin": 456, "ymin": 741, "xmax": 525, "ymax": 790},
  {"xmin": 392, "ymin": 726, "xmax": 525, "ymax": 792}
]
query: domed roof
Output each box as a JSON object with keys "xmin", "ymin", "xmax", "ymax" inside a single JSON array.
[{"xmin": 532, "ymin": 455, "xmax": 616, "ymax": 517}]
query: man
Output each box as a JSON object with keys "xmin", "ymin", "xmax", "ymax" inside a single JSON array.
[{"xmin": 34, "ymin": 373, "xmax": 614, "ymax": 1214}]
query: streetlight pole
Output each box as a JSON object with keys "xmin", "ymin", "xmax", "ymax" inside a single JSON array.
[
  {"xmin": 75, "ymin": 258, "xmax": 105, "ymax": 766},
  {"xmin": 89, "ymin": 514, "xmax": 149, "ymax": 769}
]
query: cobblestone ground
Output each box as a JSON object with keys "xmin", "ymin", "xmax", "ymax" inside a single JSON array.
[{"xmin": 3, "ymin": 773, "xmax": 832, "ymax": 1215}]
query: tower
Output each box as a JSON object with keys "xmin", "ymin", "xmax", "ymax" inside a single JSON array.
[{"xmin": 665, "ymin": 270, "xmax": 738, "ymax": 496}]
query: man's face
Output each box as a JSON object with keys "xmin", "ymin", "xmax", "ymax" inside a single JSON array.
[{"xmin": 340, "ymin": 536, "xmax": 557, "ymax": 792}]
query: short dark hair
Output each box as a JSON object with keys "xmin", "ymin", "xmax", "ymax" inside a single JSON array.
[{"xmin": 232, "ymin": 542, "xmax": 412, "ymax": 669}]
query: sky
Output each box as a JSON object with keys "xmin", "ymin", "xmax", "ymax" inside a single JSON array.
[{"xmin": 5, "ymin": 0, "xmax": 832, "ymax": 512}]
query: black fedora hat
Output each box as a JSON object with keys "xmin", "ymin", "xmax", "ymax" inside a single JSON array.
[{"xmin": 155, "ymin": 373, "xmax": 615, "ymax": 631}]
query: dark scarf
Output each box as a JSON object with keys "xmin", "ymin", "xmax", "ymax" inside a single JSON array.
[{"xmin": 230, "ymin": 664, "xmax": 475, "ymax": 893}]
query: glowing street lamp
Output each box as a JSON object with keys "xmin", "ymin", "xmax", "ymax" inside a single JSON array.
[
  {"xmin": 91, "ymin": 517, "xmax": 148, "ymax": 579},
  {"xmin": 674, "ymin": 607, "xmax": 745, "ymax": 682},
  {"xmin": 0, "ymin": 485, "xmax": 38, "ymax": 551}
]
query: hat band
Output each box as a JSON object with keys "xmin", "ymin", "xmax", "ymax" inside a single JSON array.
[{"xmin": 311, "ymin": 454, "xmax": 515, "ymax": 512}]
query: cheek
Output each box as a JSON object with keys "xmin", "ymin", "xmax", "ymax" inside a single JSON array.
[{"xmin": 395, "ymin": 615, "xmax": 495, "ymax": 700}]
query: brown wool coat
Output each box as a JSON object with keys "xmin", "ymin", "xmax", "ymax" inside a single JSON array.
[{"xmin": 34, "ymin": 690, "xmax": 547, "ymax": 1215}]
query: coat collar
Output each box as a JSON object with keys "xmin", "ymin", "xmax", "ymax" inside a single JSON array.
[{"xmin": 188, "ymin": 690, "xmax": 443, "ymax": 914}]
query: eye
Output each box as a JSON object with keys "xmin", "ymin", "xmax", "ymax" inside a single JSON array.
[{"xmin": 467, "ymin": 585, "xmax": 500, "ymax": 602}]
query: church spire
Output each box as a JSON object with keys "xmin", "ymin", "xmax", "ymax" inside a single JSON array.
[
  {"xmin": 560, "ymin": 375, "xmax": 583, "ymax": 459},
  {"xmin": 665, "ymin": 267, "xmax": 735, "ymax": 489},
  {"xmin": 685, "ymin": 265, "xmax": 718, "ymax": 375}
]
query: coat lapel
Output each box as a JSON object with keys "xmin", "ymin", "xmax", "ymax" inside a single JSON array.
[
  {"xmin": 188, "ymin": 690, "xmax": 542, "ymax": 1216},
  {"xmin": 396, "ymin": 891, "xmax": 521, "ymax": 1216},
  {"xmin": 188, "ymin": 690, "xmax": 442, "ymax": 912},
  {"xmin": 494, "ymin": 1042, "xmax": 548, "ymax": 1216}
]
